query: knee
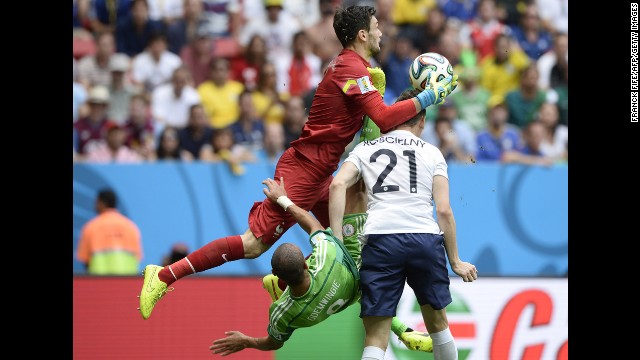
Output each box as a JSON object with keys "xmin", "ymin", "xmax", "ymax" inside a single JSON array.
[{"xmin": 241, "ymin": 232, "xmax": 270, "ymax": 259}]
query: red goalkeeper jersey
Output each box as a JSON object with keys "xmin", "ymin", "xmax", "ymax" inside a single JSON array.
[{"xmin": 290, "ymin": 49, "xmax": 417, "ymax": 171}]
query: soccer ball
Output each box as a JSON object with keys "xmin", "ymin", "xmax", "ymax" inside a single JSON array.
[{"xmin": 408, "ymin": 52, "xmax": 453, "ymax": 90}]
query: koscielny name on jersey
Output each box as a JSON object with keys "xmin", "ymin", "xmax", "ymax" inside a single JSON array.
[{"xmin": 362, "ymin": 136, "xmax": 427, "ymax": 148}]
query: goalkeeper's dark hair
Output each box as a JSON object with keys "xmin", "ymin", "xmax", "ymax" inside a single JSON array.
[
  {"xmin": 333, "ymin": 6, "xmax": 376, "ymax": 48},
  {"xmin": 394, "ymin": 88, "xmax": 426, "ymax": 127},
  {"xmin": 271, "ymin": 243, "xmax": 306, "ymax": 286}
]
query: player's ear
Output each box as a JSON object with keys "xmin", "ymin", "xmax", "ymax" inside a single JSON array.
[{"xmin": 303, "ymin": 262, "xmax": 309, "ymax": 270}]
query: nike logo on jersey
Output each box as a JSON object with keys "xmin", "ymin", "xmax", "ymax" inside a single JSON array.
[{"xmin": 222, "ymin": 254, "xmax": 229, "ymax": 262}]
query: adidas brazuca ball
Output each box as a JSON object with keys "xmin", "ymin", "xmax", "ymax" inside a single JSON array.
[{"xmin": 408, "ymin": 52, "xmax": 454, "ymax": 90}]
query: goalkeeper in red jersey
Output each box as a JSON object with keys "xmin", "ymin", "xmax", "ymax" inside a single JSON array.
[{"xmin": 139, "ymin": 5, "xmax": 457, "ymax": 322}]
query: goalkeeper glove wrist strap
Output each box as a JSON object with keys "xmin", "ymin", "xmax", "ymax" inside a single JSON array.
[{"xmin": 416, "ymin": 90, "xmax": 436, "ymax": 110}]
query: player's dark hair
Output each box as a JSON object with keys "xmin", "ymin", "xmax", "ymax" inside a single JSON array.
[
  {"xmin": 271, "ymin": 243, "xmax": 306, "ymax": 286},
  {"xmin": 97, "ymin": 189, "xmax": 117, "ymax": 208},
  {"xmin": 333, "ymin": 6, "xmax": 376, "ymax": 48},
  {"xmin": 394, "ymin": 88, "xmax": 426, "ymax": 127}
]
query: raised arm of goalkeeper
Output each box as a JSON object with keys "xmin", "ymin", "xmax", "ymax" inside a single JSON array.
[{"xmin": 361, "ymin": 67, "xmax": 458, "ymax": 134}]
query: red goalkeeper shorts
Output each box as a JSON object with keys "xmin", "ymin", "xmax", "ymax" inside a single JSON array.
[{"xmin": 248, "ymin": 147, "xmax": 333, "ymax": 245}]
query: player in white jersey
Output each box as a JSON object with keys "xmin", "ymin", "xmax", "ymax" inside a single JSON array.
[{"xmin": 328, "ymin": 88, "xmax": 478, "ymax": 360}]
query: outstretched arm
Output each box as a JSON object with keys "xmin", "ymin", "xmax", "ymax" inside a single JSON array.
[
  {"xmin": 432, "ymin": 175, "xmax": 478, "ymax": 283},
  {"xmin": 328, "ymin": 161, "xmax": 361, "ymax": 241},
  {"xmin": 210, "ymin": 331, "xmax": 283, "ymax": 356},
  {"xmin": 262, "ymin": 177, "xmax": 324, "ymax": 235}
]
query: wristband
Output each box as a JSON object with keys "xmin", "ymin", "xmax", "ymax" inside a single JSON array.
[
  {"xmin": 276, "ymin": 196, "xmax": 294, "ymax": 211},
  {"xmin": 415, "ymin": 89, "xmax": 435, "ymax": 110}
]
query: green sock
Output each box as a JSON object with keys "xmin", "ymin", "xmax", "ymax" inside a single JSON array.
[{"xmin": 391, "ymin": 317, "xmax": 409, "ymax": 336}]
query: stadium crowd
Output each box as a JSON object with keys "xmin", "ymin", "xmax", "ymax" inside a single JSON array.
[{"xmin": 72, "ymin": 0, "xmax": 568, "ymax": 169}]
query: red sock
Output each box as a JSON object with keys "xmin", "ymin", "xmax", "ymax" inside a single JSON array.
[{"xmin": 159, "ymin": 236, "xmax": 245, "ymax": 285}]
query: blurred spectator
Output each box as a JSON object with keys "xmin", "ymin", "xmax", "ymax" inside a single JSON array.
[
  {"xmin": 449, "ymin": 65, "xmax": 491, "ymax": 132},
  {"xmin": 151, "ymin": 66, "xmax": 201, "ymax": 130},
  {"xmin": 84, "ymin": 123, "xmax": 145, "ymax": 163},
  {"xmin": 458, "ymin": 0, "xmax": 510, "ymax": 62},
  {"xmin": 502, "ymin": 121, "xmax": 553, "ymax": 166},
  {"xmin": 76, "ymin": 189, "xmax": 143, "ymax": 275},
  {"xmin": 199, "ymin": 0, "xmax": 243, "ymax": 40},
  {"xmin": 479, "ymin": 33, "xmax": 530, "ymax": 103},
  {"xmin": 508, "ymin": 3, "xmax": 552, "ymax": 61},
  {"xmin": 493, "ymin": 0, "xmax": 522, "ymax": 27},
  {"xmin": 439, "ymin": 0, "xmax": 480, "ymax": 22},
  {"xmin": 230, "ymin": 34, "xmax": 269, "ymax": 91},
  {"xmin": 180, "ymin": 27, "xmax": 217, "ymax": 87},
  {"xmin": 115, "ymin": 0, "xmax": 166, "ymax": 57},
  {"xmin": 197, "ymin": 57, "xmax": 245, "ymax": 129},
  {"xmin": 147, "ymin": 0, "xmax": 184, "ymax": 25},
  {"xmin": 504, "ymin": 64, "xmax": 549, "ymax": 129},
  {"xmin": 73, "ymin": 127, "xmax": 81, "ymax": 162},
  {"xmin": 242, "ymin": 0, "xmax": 321, "ymax": 31},
  {"xmin": 229, "ymin": 91, "xmax": 265, "ymax": 152},
  {"xmin": 475, "ymin": 98, "xmax": 522, "ymax": 162},
  {"xmin": 252, "ymin": 62, "xmax": 288, "ymax": 125},
  {"xmin": 77, "ymin": 32, "xmax": 131, "ymax": 89},
  {"xmin": 131, "ymin": 33, "xmax": 183, "ymax": 94},
  {"xmin": 391, "ymin": 0, "xmax": 438, "ymax": 49},
  {"xmin": 162, "ymin": 242, "xmax": 190, "ymax": 267},
  {"xmin": 414, "ymin": 6, "xmax": 447, "ymax": 54},
  {"xmin": 122, "ymin": 94, "xmax": 156, "ymax": 160},
  {"xmin": 239, "ymin": 0, "xmax": 301, "ymax": 61},
  {"xmin": 155, "ymin": 126, "xmax": 195, "ymax": 161},
  {"xmin": 199, "ymin": 126, "xmax": 256, "ymax": 175},
  {"xmin": 178, "ymin": 104, "xmax": 214, "ymax": 158},
  {"xmin": 378, "ymin": 32, "xmax": 418, "ymax": 104},
  {"xmin": 536, "ymin": 102, "xmax": 567, "ymax": 162},
  {"xmin": 434, "ymin": 115, "xmax": 472, "ymax": 163},
  {"xmin": 274, "ymin": 31, "xmax": 323, "ymax": 97},
  {"xmin": 73, "ymin": 0, "xmax": 91, "ymax": 30},
  {"xmin": 433, "ymin": 27, "xmax": 464, "ymax": 67},
  {"xmin": 167, "ymin": 0, "xmax": 208, "ymax": 55},
  {"xmin": 421, "ymin": 98, "xmax": 477, "ymax": 160},
  {"xmin": 88, "ymin": 0, "xmax": 133, "ymax": 34},
  {"xmin": 256, "ymin": 122, "xmax": 286, "ymax": 165},
  {"xmin": 107, "ymin": 55, "xmax": 139, "ymax": 125},
  {"xmin": 74, "ymin": 86, "xmax": 118, "ymax": 154},
  {"xmin": 549, "ymin": 55, "xmax": 568, "ymax": 126},
  {"xmin": 537, "ymin": 32, "xmax": 568, "ymax": 90},
  {"xmin": 536, "ymin": 0, "xmax": 568, "ymax": 35},
  {"xmin": 282, "ymin": 0, "xmax": 321, "ymax": 30},
  {"xmin": 73, "ymin": 58, "xmax": 89, "ymax": 123},
  {"xmin": 305, "ymin": 0, "xmax": 342, "ymax": 64},
  {"xmin": 282, "ymin": 96, "xmax": 308, "ymax": 148}
]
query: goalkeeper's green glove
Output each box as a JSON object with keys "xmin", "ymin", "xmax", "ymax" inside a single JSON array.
[
  {"xmin": 367, "ymin": 66, "xmax": 386, "ymax": 98},
  {"xmin": 415, "ymin": 74, "xmax": 459, "ymax": 110}
]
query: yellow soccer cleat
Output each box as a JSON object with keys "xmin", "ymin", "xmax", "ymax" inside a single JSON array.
[
  {"xmin": 399, "ymin": 330, "xmax": 433, "ymax": 352},
  {"xmin": 139, "ymin": 265, "xmax": 173, "ymax": 320},
  {"xmin": 262, "ymin": 274, "xmax": 284, "ymax": 302}
]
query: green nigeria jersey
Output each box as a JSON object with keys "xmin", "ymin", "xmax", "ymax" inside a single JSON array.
[{"xmin": 266, "ymin": 229, "xmax": 360, "ymax": 343}]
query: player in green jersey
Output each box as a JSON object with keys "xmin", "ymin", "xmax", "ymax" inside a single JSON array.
[{"xmin": 209, "ymin": 177, "xmax": 432, "ymax": 356}]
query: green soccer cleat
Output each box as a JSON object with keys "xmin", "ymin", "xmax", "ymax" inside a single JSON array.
[
  {"xmin": 262, "ymin": 274, "xmax": 284, "ymax": 302},
  {"xmin": 139, "ymin": 265, "xmax": 173, "ymax": 320},
  {"xmin": 399, "ymin": 330, "xmax": 433, "ymax": 352}
]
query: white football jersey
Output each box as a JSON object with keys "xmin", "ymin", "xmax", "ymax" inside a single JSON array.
[{"xmin": 344, "ymin": 130, "xmax": 448, "ymax": 235}]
